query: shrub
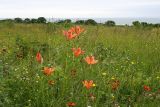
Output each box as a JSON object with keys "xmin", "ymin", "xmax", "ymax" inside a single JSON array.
[
  {"xmin": 104, "ymin": 20, "xmax": 116, "ymax": 26},
  {"xmin": 85, "ymin": 19, "xmax": 97, "ymax": 25}
]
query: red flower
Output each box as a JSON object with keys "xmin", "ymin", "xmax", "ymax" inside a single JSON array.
[
  {"xmin": 143, "ymin": 85, "xmax": 151, "ymax": 91},
  {"xmin": 72, "ymin": 47, "xmax": 85, "ymax": 57},
  {"xmin": 84, "ymin": 56, "xmax": 98, "ymax": 65},
  {"xmin": 82, "ymin": 80, "xmax": 94, "ymax": 89},
  {"xmin": 36, "ymin": 52, "xmax": 43, "ymax": 64},
  {"xmin": 43, "ymin": 67, "xmax": 55, "ymax": 76},
  {"xmin": 67, "ymin": 102, "xmax": 76, "ymax": 107},
  {"xmin": 63, "ymin": 30, "xmax": 77, "ymax": 40},
  {"xmin": 63, "ymin": 26, "xmax": 84, "ymax": 40}
]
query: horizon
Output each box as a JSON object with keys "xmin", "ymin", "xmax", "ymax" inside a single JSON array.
[{"xmin": 1, "ymin": 17, "xmax": 160, "ymax": 25}]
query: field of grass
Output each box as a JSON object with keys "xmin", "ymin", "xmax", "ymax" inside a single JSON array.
[{"xmin": 0, "ymin": 22, "xmax": 160, "ymax": 107}]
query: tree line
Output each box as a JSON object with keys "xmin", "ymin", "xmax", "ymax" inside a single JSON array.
[{"xmin": 0, "ymin": 17, "xmax": 159, "ymax": 27}]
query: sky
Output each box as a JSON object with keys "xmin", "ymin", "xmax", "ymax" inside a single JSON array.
[{"xmin": 0, "ymin": 0, "xmax": 160, "ymax": 18}]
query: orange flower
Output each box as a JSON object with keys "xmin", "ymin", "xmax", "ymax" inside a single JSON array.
[
  {"xmin": 74, "ymin": 26, "xmax": 84, "ymax": 35},
  {"xmin": 36, "ymin": 52, "xmax": 43, "ymax": 64},
  {"xmin": 63, "ymin": 26, "xmax": 84, "ymax": 40},
  {"xmin": 67, "ymin": 102, "xmax": 76, "ymax": 107},
  {"xmin": 84, "ymin": 56, "xmax": 98, "ymax": 65},
  {"xmin": 72, "ymin": 47, "xmax": 85, "ymax": 57},
  {"xmin": 43, "ymin": 67, "xmax": 55, "ymax": 76},
  {"xmin": 63, "ymin": 30, "xmax": 77, "ymax": 40},
  {"xmin": 82, "ymin": 80, "xmax": 94, "ymax": 89},
  {"xmin": 70, "ymin": 26, "xmax": 84, "ymax": 35},
  {"xmin": 143, "ymin": 85, "xmax": 151, "ymax": 91}
]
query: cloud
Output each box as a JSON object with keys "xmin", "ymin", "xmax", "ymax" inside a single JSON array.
[{"xmin": 0, "ymin": 0, "xmax": 160, "ymax": 18}]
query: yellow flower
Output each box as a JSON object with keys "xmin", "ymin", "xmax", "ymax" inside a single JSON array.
[
  {"xmin": 92, "ymin": 84, "xmax": 96, "ymax": 87},
  {"xmin": 102, "ymin": 72, "xmax": 107, "ymax": 76},
  {"xmin": 157, "ymin": 76, "xmax": 160, "ymax": 79},
  {"xmin": 111, "ymin": 77, "xmax": 115, "ymax": 80},
  {"xmin": 131, "ymin": 61, "xmax": 135, "ymax": 64}
]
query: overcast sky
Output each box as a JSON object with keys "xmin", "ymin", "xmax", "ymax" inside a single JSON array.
[{"xmin": 0, "ymin": 0, "xmax": 160, "ymax": 18}]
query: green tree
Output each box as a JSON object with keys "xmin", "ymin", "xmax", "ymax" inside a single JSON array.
[
  {"xmin": 24, "ymin": 18, "xmax": 31, "ymax": 24},
  {"xmin": 132, "ymin": 21, "xmax": 141, "ymax": 27},
  {"xmin": 31, "ymin": 19, "xmax": 38, "ymax": 23},
  {"xmin": 75, "ymin": 20, "xmax": 85, "ymax": 24},
  {"xmin": 141, "ymin": 22, "xmax": 148, "ymax": 27},
  {"xmin": 37, "ymin": 17, "xmax": 46, "ymax": 23},
  {"xmin": 14, "ymin": 18, "xmax": 23, "ymax": 23},
  {"xmin": 105, "ymin": 20, "xmax": 116, "ymax": 26},
  {"xmin": 85, "ymin": 19, "xmax": 97, "ymax": 25}
]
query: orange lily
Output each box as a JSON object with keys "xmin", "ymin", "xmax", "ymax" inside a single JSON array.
[
  {"xmin": 67, "ymin": 102, "xmax": 76, "ymax": 107},
  {"xmin": 63, "ymin": 30, "xmax": 77, "ymax": 40},
  {"xmin": 75, "ymin": 26, "xmax": 84, "ymax": 35},
  {"xmin": 63, "ymin": 26, "xmax": 84, "ymax": 40},
  {"xmin": 82, "ymin": 80, "xmax": 94, "ymax": 89},
  {"xmin": 43, "ymin": 67, "xmax": 55, "ymax": 76},
  {"xmin": 72, "ymin": 47, "xmax": 85, "ymax": 57},
  {"xmin": 143, "ymin": 85, "xmax": 151, "ymax": 91},
  {"xmin": 36, "ymin": 52, "xmax": 43, "ymax": 64},
  {"xmin": 84, "ymin": 56, "xmax": 98, "ymax": 65}
]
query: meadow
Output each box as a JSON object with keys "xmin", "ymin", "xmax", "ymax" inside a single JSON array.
[{"xmin": 0, "ymin": 22, "xmax": 160, "ymax": 107}]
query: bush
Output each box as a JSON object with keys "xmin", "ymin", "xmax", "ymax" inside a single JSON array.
[
  {"xmin": 31, "ymin": 19, "xmax": 38, "ymax": 23},
  {"xmin": 75, "ymin": 20, "xmax": 85, "ymax": 24},
  {"xmin": 24, "ymin": 18, "xmax": 31, "ymax": 24},
  {"xmin": 132, "ymin": 21, "xmax": 141, "ymax": 27},
  {"xmin": 104, "ymin": 20, "xmax": 116, "ymax": 26},
  {"xmin": 85, "ymin": 19, "xmax": 97, "ymax": 25},
  {"xmin": 14, "ymin": 18, "xmax": 23, "ymax": 23},
  {"xmin": 37, "ymin": 17, "xmax": 46, "ymax": 23}
]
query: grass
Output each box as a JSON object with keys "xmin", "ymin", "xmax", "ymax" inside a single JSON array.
[{"xmin": 0, "ymin": 22, "xmax": 160, "ymax": 107}]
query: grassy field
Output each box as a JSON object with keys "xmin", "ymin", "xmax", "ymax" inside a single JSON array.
[{"xmin": 0, "ymin": 22, "xmax": 160, "ymax": 107}]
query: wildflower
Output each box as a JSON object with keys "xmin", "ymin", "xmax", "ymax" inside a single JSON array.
[
  {"xmin": 111, "ymin": 77, "xmax": 115, "ymax": 80},
  {"xmin": 36, "ymin": 52, "xmax": 43, "ymax": 64},
  {"xmin": 67, "ymin": 102, "xmax": 76, "ymax": 107},
  {"xmin": 48, "ymin": 80, "xmax": 55, "ymax": 85},
  {"xmin": 111, "ymin": 80, "xmax": 120, "ymax": 91},
  {"xmin": 43, "ymin": 67, "xmax": 55, "ymax": 76},
  {"xmin": 144, "ymin": 85, "xmax": 151, "ymax": 91},
  {"xmin": 111, "ymin": 94, "xmax": 115, "ymax": 99},
  {"xmin": 131, "ymin": 61, "xmax": 135, "ymax": 64},
  {"xmin": 82, "ymin": 80, "xmax": 94, "ymax": 89},
  {"xmin": 84, "ymin": 56, "xmax": 98, "ymax": 65},
  {"xmin": 72, "ymin": 47, "xmax": 85, "ymax": 57},
  {"xmin": 63, "ymin": 30, "xmax": 77, "ymax": 40},
  {"xmin": 92, "ymin": 83, "xmax": 96, "ymax": 87},
  {"xmin": 63, "ymin": 26, "xmax": 84, "ymax": 40},
  {"xmin": 102, "ymin": 72, "xmax": 107, "ymax": 76},
  {"xmin": 70, "ymin": 26, "xmax": 84, "ymax": 35}
]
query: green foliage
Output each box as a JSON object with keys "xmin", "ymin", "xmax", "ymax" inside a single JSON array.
[
  {"xmin": 37, "ymin": 17, "xmax": 47, "ymax": 23},
  {"xmin": 14, "ymin": 18, "xmax": 23, "ymax": 23},
  {"xmin": 75, "ymin": 20, "xmax": 85, "ymax": 24},
  {"xmin": 85, "ymin": 19, "xmax": 97, "ymax": 25},
  {"xmin": 24, "ymin": 18, "xmax": 31, "ymax": 24},
  {"xmin": 104, "ymin": 20, "xmax": 116, "ymax": 26},
  {"xmin": 31, "ymin": 18, "xmax": 38, "ymax": 23},
  {"xmin": 0, "ymin": 24, "xmax": 160, "ymax": 106}
]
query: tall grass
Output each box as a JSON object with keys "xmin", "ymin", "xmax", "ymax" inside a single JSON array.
[{"xmin": 0, "ymin": 23, "xmax": 160, "ymax": 107}]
